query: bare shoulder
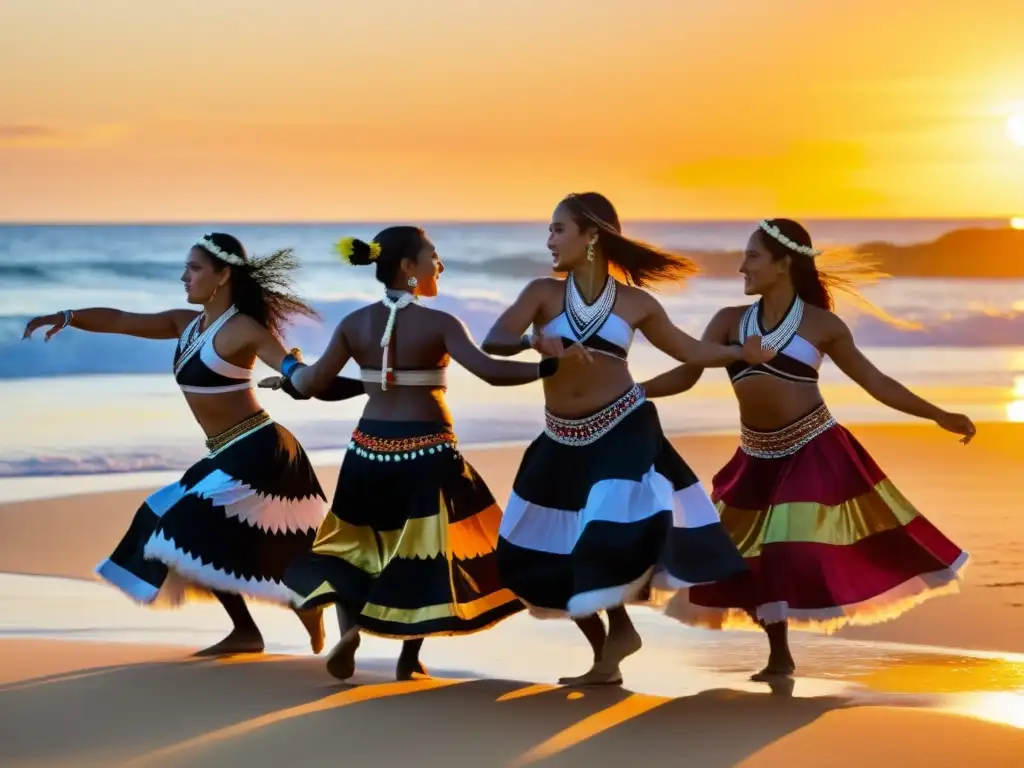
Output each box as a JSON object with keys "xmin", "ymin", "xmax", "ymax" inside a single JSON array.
[
  {"xmin": 805, "ymin": 304, "xmax": 848, "ymax": 335},
  {"xmin": 714, "ymin": 304, "xmax": 748, "ymax": 324},
  {"xmin": 617, "ymin": 283, "xmax": 658, "ymax": 309},
  {"xmin": 522, "ymin": 276, "xmax": 563, "ymax": 299}
]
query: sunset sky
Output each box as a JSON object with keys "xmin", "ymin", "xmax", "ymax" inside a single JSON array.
[{"xmin": 2, "ymin": 0, "xmax": 1023, "ymax": 221}]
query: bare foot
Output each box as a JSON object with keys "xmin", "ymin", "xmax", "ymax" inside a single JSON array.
[
  {"xmin": 325, "ymin": 627, "xmax": 360, "ymax": 681},
  {"xmin": 396, "ymin": 656, "xmax": 427, "ymax": 681},
  {"xmin": 558, "ymin": 665, "xmax": 623, "ymax": 686},
  {"xmin": 750, "ymin": 657, "xmax": 796, "ymax": 682},
  {"xmin": 193, "ymin": 628, "xmax": 265, "ymax": 657},
  {"xmin": 601, "ymin": 623, "xmax": 643, "ymax": 669},
  {"xmin": 296, "ymin": 607, "xmax": 326, "ymax": 655}
]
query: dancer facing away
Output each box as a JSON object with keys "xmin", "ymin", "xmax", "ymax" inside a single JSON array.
[
  {"xmin": 482, "ymin": 192, "xmax": 772, "ymax": 686},
  {"xmin": 22, "ymin": 233, "xmax": 335, "ymax": 656},
  {"xmin": 641, "ymin": 218, "xmax": 973, "ymax": 680},
  {"xmin": 272, "ymin": 226, "xmax": 584, "ymax": 681}
]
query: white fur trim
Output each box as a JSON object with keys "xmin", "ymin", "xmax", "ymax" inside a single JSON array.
[
  {"xmin": 143, "ymin": 531, "xmax": 296, "ymax": 606},
  {"xmin": 566, "ymin": 567, "xmax": 654, "ymax": 618},
  {"xmin": 186, "ymin": 469, "xmax": 326, "ymax": 534}
]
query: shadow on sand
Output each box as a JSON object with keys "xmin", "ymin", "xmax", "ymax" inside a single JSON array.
[{"xmin": 0, "ymin": 652, "xmax": 853, "ymax": 767}]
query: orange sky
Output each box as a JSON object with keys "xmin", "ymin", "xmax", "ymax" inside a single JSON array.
[{"xmin": 2, "ymin": 0, "xmax": 1023, "ymax": 221}]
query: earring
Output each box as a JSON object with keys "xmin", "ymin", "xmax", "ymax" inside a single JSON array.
[
  {"xmin": 586, "ymin": 240, "xmax": 596, "ymax": 262},
  {"xmin": 407, "ymin": 276, "xmax": 418, "ymax": 289}
]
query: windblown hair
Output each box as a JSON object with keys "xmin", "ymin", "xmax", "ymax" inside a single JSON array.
[
  {"xmin": 756, "ymin": 219, "xmax": 920, "ymax": 329},
  {"xmin": 342, "ymin": 226, "xmax": 428, "ymax": 287},
  {"xmin": 559, "ymin": 192, "xmax": 698, "ymax": 289},
  {"xmin": 195, "ymin": 232, "xmax": 318, "ymax": 338}
]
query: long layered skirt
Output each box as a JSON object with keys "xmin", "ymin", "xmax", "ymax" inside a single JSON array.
[
  {"xmin": 667, "ymin": 404, "xmax": 969, "ymax": 632},
  {"xmin": 497, "ymin": 384, "xmax": 748, "ymax": 617},
  {"xmin": 283, "ymin": 419, "xmax": 523, "ymax": 638},
  {"xmin": 95, "ymin": 412, "xmax": 328, "ymax": 606}
]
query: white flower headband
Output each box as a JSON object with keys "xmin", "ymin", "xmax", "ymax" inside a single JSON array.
[
  {"xmin": 758, "ymin": 220, "xmax": 821, "ymax": 257},
  {"xmin": 194, "ymin": 237, "xmax": 246, "ymax": 266}
]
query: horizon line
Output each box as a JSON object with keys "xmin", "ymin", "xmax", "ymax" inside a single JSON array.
[{"xmin": 0, "ymin": 215, "xmax": 1014, "ymax": 227}]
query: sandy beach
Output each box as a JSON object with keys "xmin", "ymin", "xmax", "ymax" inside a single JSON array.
[{"xmin": 1, "ymin": 423, "xmax": 1023, "ymax": 765}]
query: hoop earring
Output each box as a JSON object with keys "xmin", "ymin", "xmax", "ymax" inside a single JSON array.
[
  {"xmin": 407, "ymin": 276, "xmax": 418, "ymax": 289},
  {"xmin": 586, "ymin": 241, "xmax": 595, "ymax": 262}
]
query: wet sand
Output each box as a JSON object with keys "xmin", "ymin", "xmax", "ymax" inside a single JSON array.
[{"xmin": 0, "ymin": 423, "xmax": 1022, "ymax": 765}]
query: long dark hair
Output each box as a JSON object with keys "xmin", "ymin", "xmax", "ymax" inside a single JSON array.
[
  {"xmin": 196, "ymin": 232, "xmax": 318, "ymax": 337},
  {"xmin": 340, "ymin": 226, "xmax": 427, "ymax": 287},
  {"xmin": 559, "ymin": 192, "xmax": 697, "ymax": 288},
  {"xmin": 756, "ymin": 219, "xmax": 832, "ymax": 310}
]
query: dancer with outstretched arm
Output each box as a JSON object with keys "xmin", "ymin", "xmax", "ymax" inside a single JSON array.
[
  {"xmin": 272, "ymin": 226, "xmax": 584, "ymax": 680},
  {"xmin": 640, "ymin": 218, "xmax": 973, "ymax": 680},
  {"xmin": 23, "ymin": 233, "xmax": 338, "ymax": 656},
  {"xmin": 482, "ymin": 192, "xmax": 771, "ymax": 686}
]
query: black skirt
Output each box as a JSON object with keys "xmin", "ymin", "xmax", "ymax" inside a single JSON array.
[
  {"xmin": 283, "ymin": 419, "xmax": 523, "ymax": 639},
  {"xmin": 496, "ymin": 389, "xmax": 748, "ymax": 617},
  {"xmin": 95, "ymin": 415, "xmax": 327, "ymax": 606}
]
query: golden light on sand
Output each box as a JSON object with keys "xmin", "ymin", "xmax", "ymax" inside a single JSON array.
[{"xmin": 1007, "ymin": 114, "xmax": 1024, "ymax": 147}]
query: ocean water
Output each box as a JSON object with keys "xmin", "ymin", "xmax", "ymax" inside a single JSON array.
[{"xmin": 1, "ymin": 220, "xmax": 1023, "ymax": 486}]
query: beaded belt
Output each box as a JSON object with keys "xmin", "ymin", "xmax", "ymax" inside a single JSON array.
[
  {"xmin": 544, "ymin": 384, "xmax": 645, "ymax": 447},
  {"xmin": 348, "ymin": 428, "xmax": 458, "ymax": 463},
  {"xmin": 740, "ymin": 403, "xmax": 836, "ymax": 459},
  {"xmin": 205, "ymin": 410, "xmax": 273, "ymax": 454}
]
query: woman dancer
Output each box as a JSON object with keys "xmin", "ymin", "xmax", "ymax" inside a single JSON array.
[
  {"xmin": 482, "ymin": 192, "xmax": 772, "ymax": 686},
  {"xmin": 641, "ymin": 218, "xmax": 973, "ymax": 679},
  {"xmin": 22, "ymin": 233, "xmax": 333, "ymax": 656},
  {"xmin": 273, "ymin": 226, "xmax": 581, "ymax": 681}
]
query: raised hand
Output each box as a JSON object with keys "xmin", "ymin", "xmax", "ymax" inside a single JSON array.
[
  {"xmin": 22, "ymin": 313, "xmax": 68, "ymax": 342},
  {"xmin": 935, "ymin": 412, "xmax": 976, "ymax": 445},
  {"xmin": 740, "ymin": 335, "xmax": 776, "ymax": 365}
]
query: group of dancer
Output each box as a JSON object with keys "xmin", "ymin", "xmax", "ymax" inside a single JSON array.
[{"xmin": 22, "ymin": 192, "xmax": 974, "ymax": 684}]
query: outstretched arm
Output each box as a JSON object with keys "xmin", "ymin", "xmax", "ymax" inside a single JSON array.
[
  {"xmin": 22, "ymin": 308, "xmax": 198, "ymax": 342},
  {"xmin": 824, "ymin": 317, "xmax": 976, "ymax": 443},
  {"xmin": 482, "ymin": 279, "xmax": 547, "ymax": 356},
  {"xmin": 638, "ymin": 298, "xmax": 770, "ymax": 368},
  {"xmin": 445, "ymin": 313, "xmax": 559, "ymax": 386},
  {"xmin": 248, "ymin": 323, "xmax": 365, "ymax": 402},
  {"xmin": 641, "ymin": 308, "xmax": 736, "ymax": 398},
  {"xmin": 285, "ymin": 321, "xmax": 353, "ymax": 397}
]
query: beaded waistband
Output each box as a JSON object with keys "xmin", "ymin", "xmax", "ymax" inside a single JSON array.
[
  {"xmin": 348, "ymin": 428, "xmax": 457, "ymax": 462},
  {"xmin": 205, "ymin": 410, "xmax": 273, "ymax": 454},
  {"xmin": 740, "ymin": 403, "xmax": 836, "ymax": 459},
  {"xmin": 544, "ymin": 384, "xmax": 645, "ymax": 447}
]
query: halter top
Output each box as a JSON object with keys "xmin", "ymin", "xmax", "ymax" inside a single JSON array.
[
  {"xmin": 726, "ymin": 296, "xmax": 822, "ymax": 384},
  {"xmin": 174, "ymin": 307, "xmax": 252, "ymax": 394},
  {"xmin": 541, "ymin": 275, "xmax": 634, "ymax": 359},
  {"xmin": 361, "ymin": 291, "xmax": 448, "ymax": 389}
]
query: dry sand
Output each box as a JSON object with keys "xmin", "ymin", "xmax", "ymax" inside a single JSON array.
[{"xmin": 1, "ymin": 423, "xmax": 1022, "ymax": 765}]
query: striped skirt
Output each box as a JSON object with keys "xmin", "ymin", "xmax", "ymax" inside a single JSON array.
[
  {"xmin": 497, "ymin": 385, "xmax": 748, "ymax": 618},
  {"xmin": 666, "ymin": 404, "xmax": 969, "ymax": 632},
  {"xmin": 95, "ymin": 412, "xmax": 328, "ymax": 606},
  {"xmin": 283, "ymin": 419, "xmax": 523, "ymax": 638}
]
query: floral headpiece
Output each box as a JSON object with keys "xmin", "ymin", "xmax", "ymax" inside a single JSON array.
[
  {"xmin": 195, "ymin": 236, "xmax": 246, "ymax": 266},
  {"xmin": 758, "ymin": 220, "xmax": 821, "ymax": 257}
]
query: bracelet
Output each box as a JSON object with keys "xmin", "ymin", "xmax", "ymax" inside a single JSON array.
[
  {"xmin": 281, "ymin": 353, "xmax": 305, "ymax": 378},
  {"xmin": 59, "ymin": 309, "xmax": 74, "ymax": 330},
  {"xmin": 538, "ymin": 357, "xmax": 559, "ymax": 378}
]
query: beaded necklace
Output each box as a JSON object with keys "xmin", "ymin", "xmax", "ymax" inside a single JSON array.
[
  {"xmin": 565, "ymin": 273, "xmax": 616, "ymax": 342},
  {"xmin": 739, "ymin": 296, "xmax": 804, "ymax": 352}
]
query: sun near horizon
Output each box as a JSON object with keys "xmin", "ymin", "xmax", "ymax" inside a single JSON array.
[{"xmin": 1, "ymin": 1, "xmax": 1024, "ymax": 223}]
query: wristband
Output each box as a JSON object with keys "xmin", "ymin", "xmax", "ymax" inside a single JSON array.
[
  {"xmin": 281, "ymin": 353, "xmax": 304, "ymax": 378},
  {"xmin": 538, "ymin": 357, "xmax": 559, "ymax": 378}
]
